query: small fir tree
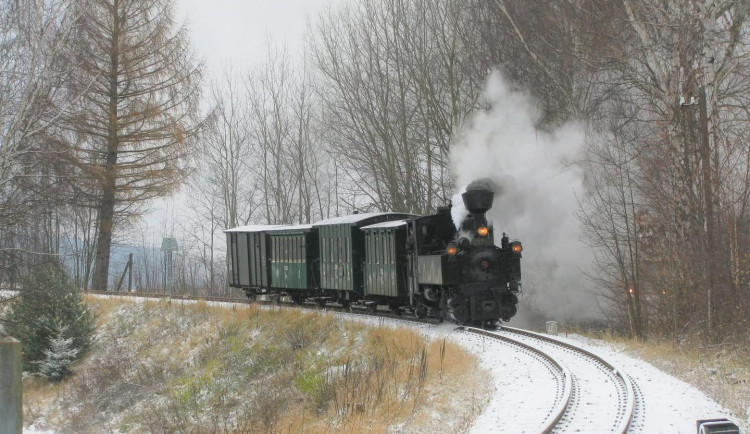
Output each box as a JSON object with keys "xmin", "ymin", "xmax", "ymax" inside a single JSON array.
[
  {"xmin": 1, "ymin": 261, "xmax": 96, "ymax": 373},
  {"xmin": 38, "ymin": 322, "xmax": 79, "ymax": 381}
]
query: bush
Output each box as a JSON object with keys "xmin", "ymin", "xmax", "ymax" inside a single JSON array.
[{"xmin": 1, "ymin": 261, "xmax": 96, "ymax": 377}]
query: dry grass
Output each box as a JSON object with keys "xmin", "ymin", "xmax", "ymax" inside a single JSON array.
[
  {"xmin": 22, "ymin": 298, "xmax": 488, "ymax": 433},
  {"xmin": 590, "ymin": 332, "xmax": 750, "ymax": 426}
]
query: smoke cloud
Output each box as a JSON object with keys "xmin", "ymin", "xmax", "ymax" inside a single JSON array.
[{"xmin": 450, "ymin": 71, "xmax": 598, "ymax": 324}]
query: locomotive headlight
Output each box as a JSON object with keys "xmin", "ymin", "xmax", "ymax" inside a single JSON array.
[
  {"xmin": 446, "ymin": 243, "xmax": 458, "ymax": 255},
  {"xmin": 512, "ymin": 243, "xmax": 523, "ymax": 253},
  {"xmin": 477, "ymin": 226, "xmax": 489, "ymax": 237}
]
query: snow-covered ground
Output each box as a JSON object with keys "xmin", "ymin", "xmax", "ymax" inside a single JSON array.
[
  {"xmin": 0, "ymin": 289, "xmax": 18, "ymax": 301},
  {"xmin": 563, "ymin": 333, "xmax": 743, "ymax": 433},
  {"xmin": 452, "ymin": 326, "xmax": 740, "ymax": 433},
  {"xmin": 334, "ymin": 311, "xmax": 743, "ymax": 433},
  {"xmin": 19, "ymin": 296, "xmax": 745, "ymax": 433}
]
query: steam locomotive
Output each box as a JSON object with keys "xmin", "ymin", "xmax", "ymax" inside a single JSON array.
[{"xmin": 225, "ymin": 180, "xmax": 522, "ymax": 325}]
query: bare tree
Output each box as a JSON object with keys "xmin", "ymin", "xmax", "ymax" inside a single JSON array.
[
  {"xmin": 196, "ymin": 66, "xmax": 256, "ymax": 230},
  {"xmin": 310, "ymin": 0, "xmax": 488, "ymax": 214},
  {"xmin": 575, "ymin": 0, "xmax": 750, "ymax": 341},
  {"xmin": 247, "ymin": 46, "xmax": 302, "ymax": 224},
  {"xmin": 0, "ymin": 0, "xmax": 78, "ymax": 284}
]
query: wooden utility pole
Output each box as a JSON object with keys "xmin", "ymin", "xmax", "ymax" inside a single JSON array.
[
  {"xmin": 698, "ymin": 85, "xmax": 714, "ymax": 340},
  {"xmin": 115, "ymin": 253, "xmax": 133, "ymax": 292}
]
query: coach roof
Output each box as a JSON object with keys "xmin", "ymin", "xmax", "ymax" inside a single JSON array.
[
  {"xmin": 224, "ymin": 224, "xmax": 284, "ymax": 233},
  {"xmin": 314, "ymin": 212, "xmax": 415, "ymax": 226}
]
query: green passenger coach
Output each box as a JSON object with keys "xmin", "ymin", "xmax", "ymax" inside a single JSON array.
[
  {"xmin": 362, "ymin": 220, "xmax": 409, "ymax": 300},
  {"xmin": 268, "ymin": 225, "xmax": 319, "ymax": 292},
  {"xmin": 226, "ymin": 225, "xmax": 282, "ymax": 290},
  {"xmin": 313, "ymin": 212, "xmax": 413, "ymax": 294}
]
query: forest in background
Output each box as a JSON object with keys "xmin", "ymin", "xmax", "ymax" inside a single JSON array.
[{"xmin": 2, "ymin": 0, "xmax": 750, "ymax": 344}]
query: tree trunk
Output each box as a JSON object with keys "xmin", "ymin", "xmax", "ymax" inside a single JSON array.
[
  {"xmin": 91, "ymin": 186, "xmax": 115, "ymax": 290},
  {"xmin": 91, "ymin": 0, "xmax": 120, "ymax": 291}
]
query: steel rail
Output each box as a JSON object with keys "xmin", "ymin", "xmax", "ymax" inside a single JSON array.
[
  {"xmin": 464, "ymin": 327, "xmax": 573, "ymax": 434},
  {"xmin": 500, "ymin": 326, "xmax": 636, "ymax": 434}
]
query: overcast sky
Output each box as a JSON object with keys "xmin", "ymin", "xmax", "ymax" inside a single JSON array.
[
  {"xmin": 144, "ymin": 0, "xmax": 343, "ymax": 238},
  {"xmin": 176, "ymin": 0, "xmax": 341, "ymax": 76}
]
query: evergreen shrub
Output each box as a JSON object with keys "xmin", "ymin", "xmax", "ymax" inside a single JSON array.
[{"xmin": 1, "ymin": 261, "xmax": 96, "ymax": 379}]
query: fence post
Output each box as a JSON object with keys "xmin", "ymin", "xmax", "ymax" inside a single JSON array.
[{"xmin": 0, "ymin": 335, "xmax": 22, "ymax": 434}]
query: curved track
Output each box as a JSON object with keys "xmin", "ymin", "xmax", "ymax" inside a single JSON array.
[
  {"xmin": 466, "ymin": 326, "xmax": 640, "ymax": 433},
  {"xmin": 87, "ymin": 290, "xmax": 641, "ymax": 433},
  {"xmin": 465, "ymin": 327, "xmax": 572, "ymax": 433}
]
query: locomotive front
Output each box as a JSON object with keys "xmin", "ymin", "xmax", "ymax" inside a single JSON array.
[{"xmin": 444, "ymin": 181, "xmax": 522, "ymax": 324}]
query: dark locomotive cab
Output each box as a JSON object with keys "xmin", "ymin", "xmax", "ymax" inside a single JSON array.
[{"xmin": 407, "ymin": 179, "xmax": 522, "ymax": 325}]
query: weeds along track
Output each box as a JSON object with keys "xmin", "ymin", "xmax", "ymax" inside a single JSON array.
[
  {"xmin": 83, "ymin": 290, "xmax": 436, "ymax": 324},
  {"xmin": 86, "ymin": 291, "xmax": 639, "ymax": 433},
  {"xmin": 475, "ymin": 326, "xmax": 640, "ymax": 434}
]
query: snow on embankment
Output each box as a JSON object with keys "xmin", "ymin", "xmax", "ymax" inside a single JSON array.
[
  {"xmin": 340, "ymin": 312, "xmax": 743, "ymax": 433},
  {"xmin": 21, "ymin": 297, "xmax": 487, "ymax": 433},
  {"xmin": 564, "ymin": 334, "xmax": 745, "ymax": 432}
]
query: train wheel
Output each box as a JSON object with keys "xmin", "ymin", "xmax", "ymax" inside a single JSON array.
[
  {"xmin": 341, "ymin": 300, "xmax": 352, "ymax": 312},
  {"xmin": 368, "ymin": 303, "xmax": 377, "ymax": 313},
  {"xmin": 389, "ymin": 303, "xmax": 401, "ymax": 316}
]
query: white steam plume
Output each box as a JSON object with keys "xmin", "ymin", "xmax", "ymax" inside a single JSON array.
[{"xmin": 450, "ymin": 71, "xmax": 597, "ymax": 324}]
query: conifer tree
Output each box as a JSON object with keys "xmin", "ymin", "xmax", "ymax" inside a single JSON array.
[
  {"xmin": 56, "ymin": 0, "xmax": 203, "ymax": 290},
  {"xmin": 38, "ymin": 322, "xmax": 79, "ymax": 381},
  {"xmin": 1, "ymin": 261, "xmax": 95, "ymax": 372}
]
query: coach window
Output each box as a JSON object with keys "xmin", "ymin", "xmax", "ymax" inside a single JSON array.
[
  {"xmin": 375, "ymin": 237, "xmax": 380, "ymax": 265},
  {"xmin": 365, "ymin": 233, "xmax": 372, "ymax": 265},
  {"xmin": 385, "ymin": 235, "xmax": 390, "ymax": 265},
  {"xmin": 388, "ymin": 231, "xmax": 396, "ymax": 265},
  {"xmin": 385, "ymin": 232, "xmax": 389, "ymax": 265}
]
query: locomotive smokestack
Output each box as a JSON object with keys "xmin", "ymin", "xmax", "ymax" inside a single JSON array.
[{"xmin": 461, "ymin": 179, "xmax": 496, "ymax": 215}]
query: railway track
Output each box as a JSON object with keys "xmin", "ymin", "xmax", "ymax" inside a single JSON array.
[
  {"xmin": 465, "ymin": 326, "xmax": 641, "ymax": 433},
  {"xmin": 86, "ymin": 290, "xmax": 641, "ymax": 433}
]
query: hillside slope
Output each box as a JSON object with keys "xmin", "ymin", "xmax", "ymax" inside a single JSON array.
[{"xmin": 23, "ymin": 297, "xmax": 488, "ymax": 433}]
